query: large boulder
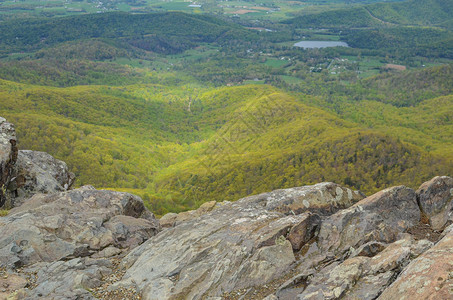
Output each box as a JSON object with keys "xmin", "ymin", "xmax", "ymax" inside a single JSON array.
[
  {"xmin": 417, "ymin": 176, "xmax": 453, "ymax": 230},
  {"xmin": 13, "ymin": 150, "xmax": 75, "ymax": 206},
  {"xmin": 0, "ymin": 116, "xmax": 75, "ymax": 208},
  {"xmin": 239, "ymin": 182, "xmax": 364, "ymax": 215},
  {"xmin": 115, "ymin": 182, "xmax": 361, "ymax": 299},
  {"xmin": 318, "ymin": 186, "xmax": 420, "ymax": 255},
  {"xmin": 0, "ymin": 117, "xmax": 18, "ymax": 208},
  {"xmin": 0, "ymin": 186, "xmax": 160, "ymax": 268}
]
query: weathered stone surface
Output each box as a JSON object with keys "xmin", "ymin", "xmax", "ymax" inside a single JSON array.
[
  {"xmin": 18, "ymin": 257, "xmax": 112, "ymax": 299},
  {"xmin": 241, "ymin": 182, "xmax": 364, "ymax": 215},
  {"xmin": 0, "ymin": 186, "xmax": 159, "ymax": 268},
  {"xmin": 159, "ymin": 200, "xmax": 217, "ymax": 228},
  {"xmin": 158, "ymin": 213, "xmax": 178, "ymax": 228},
  {"xmin": 378, "ymin": 229, "xmax": 453, "ymax": 300},
  {"xmin": 254, "ymin": 215, "xmax": 304, "ymax": 249},
  {"xmin": 296, "ymin": 236, "xmax": 432, "ymax": 300},
  {"xmin": 298, "ymin": 256, "xmax": 370, "ymax": 299},
  {"xmin": 0, "ymin": 117, "xmax": 77, "ymax": 208},
  {"xmin": 13, "ymin": 150, "xmax": 75, "ymax": 206},
  {"xmin": 104, "ymin": 215, "xmax": 158, "ymax": 249},
  {"xmin": 0, "ymin": 117, "xmax": 18, "ymax": 208},
  {"xmin": 91, "ymin": 246, "xmax": 122, "ymax": 259},
  {"xmin": 237, "ymin": 240, "xmax": 296, "ymax": 288},
  {"xmin": 115, "ymin": 182, "xmax": 358, "ymax": 299},
  {"xmin": 350, "ymin": 241, "xmax": 387, "ymax": 258},
  {"xmin": 417, "ymin": 176, "xmax": 453, "ymax": 230},
  {"xmin": 318, "ymin": 186, "xmax": 420, "ymax": 255}
]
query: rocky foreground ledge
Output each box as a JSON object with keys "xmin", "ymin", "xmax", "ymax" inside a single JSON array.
[{"xmin": 0, "ymin": 117, "xmax": 453, "ymax": 300}]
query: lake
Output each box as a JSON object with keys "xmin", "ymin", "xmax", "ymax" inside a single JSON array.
[{"xmin": 294, "ymin": 41, "xmax": 349, "ymax": 49}]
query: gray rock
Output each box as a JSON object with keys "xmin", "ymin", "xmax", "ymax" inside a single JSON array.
[
  {"xmin": 350, "ymin": 241, "xmax": 387, "ymax": 258},
  {"xmin": 104, "ymin": 215, "xmax": 159, "ymax": 249},
  {"xmin": 236, "ymin": 239, "xmax": 295, "ymax": 288},
  {"xmin": 91, "ymin": 246, "xmax": 122, "ymax": 259},
  {"xmin": 242, "ymin": 182, "xmax": 364, "ymax": 215},
  {"xmin": 19, "ymin": 257, "xmax": 112, "ymax": 299},
  {"xmin": 417, "ymin": 176, "xmax": 453, "ymax": 230},
  {"xmin": 159, "ymin": 201, "xmax": 217, "ymax": 228},
  {"xmin": 0, "ymin": 117, "xmax": 76, "ymax": 208},
  {"xmin": 318, "ymin": 186, "xmax": 420, "ymax": 255},
  {"xmin": 378, "ymin": 230, "xmax": 453, "ymax": 300},
  {"xmin": 297, "ymin": 236, "xmax": 432, "ymax": 300},
  {"xmin": 13, "ymin": 150, "xmax": 75, "ymax": 206},
  {"xmin": 0, "ymin": 186, "xmax": 160, "ymax": 268},
  {"xmin": 159, "ymin": 213, "xmax": 178, "ymax": 228},
  {"xmin": 115, "ymin": 182, "xmax": 360, "ymax": 299},
  {"xmin": 0, "ymin": 118, "xmax": 18, "ymax": 208}
]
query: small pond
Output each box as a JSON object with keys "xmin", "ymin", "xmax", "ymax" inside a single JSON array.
[{"xmin": 294, "ymin": 41, "xmax": 349, "ymax": 49}]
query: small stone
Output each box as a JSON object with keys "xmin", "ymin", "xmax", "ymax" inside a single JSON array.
[{"xmin": 333, "ymin": 287, "xmax": 342, "ymax": 297}]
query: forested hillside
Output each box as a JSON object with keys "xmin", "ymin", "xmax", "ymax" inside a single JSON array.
[
  {"xmin": 2, "ymin": 71, "xmax": 452, "ymax": 214},
  {"xmin": 286, "ymin": 0, "xmax": 453, "ymax": 28},
  {"xmin": 285, "ymin": 0, "xmax": 453, "ymax": 59},
  {"xmin": 0, "ymin": 12, "xmax": 257, "ymax": 55},
  {"xmin": 0, "ymin": 8, "xmax": 452, "ymax": 215}
]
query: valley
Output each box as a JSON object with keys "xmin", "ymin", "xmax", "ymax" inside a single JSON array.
[{"xmin": 0, "ymin": 0, "xmax": 452, "ymax": 215}]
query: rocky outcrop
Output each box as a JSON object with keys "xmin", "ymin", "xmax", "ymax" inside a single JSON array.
[
  {"xmin": 378, "ymin": 226, "xmax": 453, "ymax": 300},
  {"xmin": 242, "ymin": 182, "xmax": 364, "ymax": 215},
  {"xmin": 293, "ymin": 235, "xmax": 432, "ymax": 300},
  {"xmin": 115, "ymin": 182, "xmax": 363, "ymax": 299},
  {"xmin": 13, "ymin": 150, "xmax": 75, "ymax": 207},
  {"xmin": 318, "ymin": 186, "xmax": 420, "ymax": 255},
  {"xmin": 0, "ymin": 186, "xmax": 159, "ymax": 269},
  {"xmin": 0, "ymin": 117, "xmax": 17, "ymax": 208},
  {"xmin": 0, "ymin": 118, "xmax": 75, "ymax": 208},
  {"xmin": 0, "ymin": 117, "xmax": 163, "ymax": 299},
  {"xmin": 417, "ymin": 176, "xmax": 453, "ymax": 231},
  {"xmin": 0, "ymin": 186, "xmax": 160, "ymax": 299},
  {"xmin": 1, "ymin": 117, "xmax": 453, "ymax": 300},
  {"xmin": 111, "ymin": 178, "xmax": 453, "ymax": 300}
]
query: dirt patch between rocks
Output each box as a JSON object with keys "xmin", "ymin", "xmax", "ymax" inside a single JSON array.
[
  {"xmin": 91, "ymin": 257, "xmax": 141, "ymax": 300},
  {"xmin": 406, "ymin": 222, "xmax": 442, "ymax": 243}
]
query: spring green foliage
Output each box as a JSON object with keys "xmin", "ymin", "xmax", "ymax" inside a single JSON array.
[
  {"xmin": 359, "ymin": 64, "xmax": 453, "ymax": 106},
  {"xmin": 151, "ymin": 89, "xmax": 452, "ymax": 213},
  {"xmin": 0, "ymin": 10, "xmax": 452, "ymax": 215},
  {"xmin": 2, "ymin": 70, "xmax": 452, "ymax": 215},
  {"xmin": 0, "ymin": 59, "xmax": 144, "ymax": 87}
]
